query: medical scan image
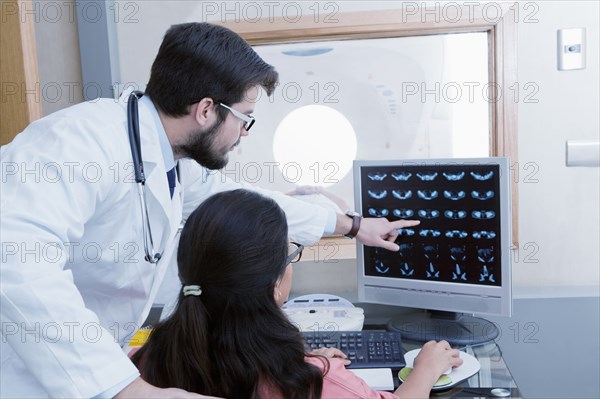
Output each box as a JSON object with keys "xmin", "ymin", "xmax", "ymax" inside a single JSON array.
[
  {"xmin": 371, "ymin": 248, "xmax": 391, "ymax": 274},
  {"xmin": 399, "ymin": 243, "xmax": 414, "ymax": 260},
  {"xmin": 368, "ymin": 208, "xmax": 389, "ymax": 217},
  {"xmin": 361, "ymin": 163, "xmax": 501, "ymax": 285},
  {"xmin": 449, "ymin": 245, "xmax": 467, "ymax": 264},
  {"xmin": 416, "ymin": 172, "xmax": 438, "ymax": 181},
  {"xmin": 398, "ymin": 243, "xmax": 416, "ymax": 277},
  {"xmin": 470, "ymin": 171, "xmax": 494, "ymax": 181},
  {"xmin": 477, "ymin": 246, "xmax": 494, "ymax": 263},
  {"xmin": 472, "ymin": 190, "xmax": 495, "ymax": 200},
  {"xmin": 393, "ymin": 208, "xmax": 414, "ymax": 218},
  {"xmin": 391, "ymin": 171, "xmax": 412, "ymax": 181},
  {"xmin": 368, "ymin": 189, "xmax": 388, "ymax": 199},
  {"xmin": 397, "ymin": 228, "xmax": 416, "ymax": 236},
  {"xmin": 477, "ymin": 246, "xmax": 496, "ymax": 282},
  {"xmin": 367, "ymin": 172, "xmax": 387, "ymax": 181},
  {"xmin": 444, "ymin": 190, "xmax": 466, "ymax": 200},
  {"xmin": 445, "ymin": 210, "xmax": 467, "ymax": 219},
  {"xmin": 392, "ymin": 189, "xmax": 413, "ymax": 200},
  {"xmin": 419, "ymin": 229, "xmax": 442, "ymax": 238},
  {"xmin": 423, "ymin": 244, "xmax": 440, "ymax": 279},
  {"xmin": 479, "ymin": 265, "xmax": 496, "ymax": 283},
  {"xmin": 374, "ymin": 259, "xmax": 390, "ymax": 274},
  {"xmin": 452, "ymin": 264, "xmax": 468, "ymax": 281},
  {"xmin": 445, "ymin": 230, "xmax": 468, "ymax": 239},
  {"xmin": 418, "ymin": 209, "xmax": 440, "ymax": 219},
  {"xmin": 473, "ymin": 230, "xmax": 496, "ymax": 239},
  {"xmin": 472, "ymin": 210, "xmax": 496, "ymax": 219},
  {"xmin": 443, "ymin": 171, "xmax": 465, "ymax": 181},
  {"xmin": 417, "ymin": 190, "xmax": 438, "ymax": 200}
]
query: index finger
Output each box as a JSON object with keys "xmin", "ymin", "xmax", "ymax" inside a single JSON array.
[{"xmin": 389, "ymin": 219, "xmax": 421, "ymax": 229}]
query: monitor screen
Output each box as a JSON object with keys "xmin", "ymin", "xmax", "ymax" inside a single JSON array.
[{"xmin": 354, "ymin": 157, "xmax": 512, "ymax": 343}]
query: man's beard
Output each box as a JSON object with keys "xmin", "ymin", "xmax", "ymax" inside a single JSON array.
[{"xmin": 175, "ymin": 120, "xmax": 230, "ymax": 170}]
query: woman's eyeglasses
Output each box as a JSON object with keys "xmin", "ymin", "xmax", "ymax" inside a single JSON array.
[{"xmin": 286, "ymin": 242, "xmax": 304, "ymax": 264}]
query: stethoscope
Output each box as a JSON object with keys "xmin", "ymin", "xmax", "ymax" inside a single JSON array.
[{"xmin": 127, "ymin": 91, "xmax": 162, "ymax": 264}]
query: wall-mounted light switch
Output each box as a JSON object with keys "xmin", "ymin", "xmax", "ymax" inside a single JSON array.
[{"xmin": 558, "ymin": 28, "xmax": 586, "ymax": 70}]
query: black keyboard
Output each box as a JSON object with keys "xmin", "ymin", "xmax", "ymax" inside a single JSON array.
[{"xmin": 302, "ymin": 330, "xmax": 406, "ymax": 369}]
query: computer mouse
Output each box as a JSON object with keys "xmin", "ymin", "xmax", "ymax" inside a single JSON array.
[{"xmin": 490, "ymin": 388, "xmax": 511, "ymax": 397}]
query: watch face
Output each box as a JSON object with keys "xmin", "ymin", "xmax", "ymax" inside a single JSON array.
[{"xmin": 346, "ymin": 211, "xmax": 359, "ymax": 217}]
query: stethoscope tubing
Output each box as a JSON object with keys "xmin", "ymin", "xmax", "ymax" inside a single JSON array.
[
  {"xmin": 127, "ymin": 91, "xmax": 146, "ymax": 184},
  {"xmin": 127, "ymin": 91, "xmax": 162, "ymax": 264}
]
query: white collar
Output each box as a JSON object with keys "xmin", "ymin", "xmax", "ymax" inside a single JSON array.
[{"xmin": 139, "ymin": 95, "xmax": 176, "ymax": 172}]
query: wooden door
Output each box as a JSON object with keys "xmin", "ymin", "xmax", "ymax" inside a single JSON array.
[{"xmin": 1, "ymin": 0, "xmax": 42, "ymax": 145}]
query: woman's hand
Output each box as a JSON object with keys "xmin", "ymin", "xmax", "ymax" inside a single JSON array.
[
  {"xmin": 310, "ymin": 347, "xmax": 351, "ymax": 366},
  {"xmin": 393, "ymin": 340, "xmax": 464, "ymax": 398},
  {"xmin": 413, "ymin": 340, "xmax": 464, "ymax": 385}
]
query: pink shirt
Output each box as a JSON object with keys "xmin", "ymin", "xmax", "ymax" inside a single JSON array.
[
  {"xmin": 305, "ymin": 357, "xmax": 398, "ymax": 399},
  {"xmin": 130, "ymin": 348, "xmax": 397, "ymax": 398}
]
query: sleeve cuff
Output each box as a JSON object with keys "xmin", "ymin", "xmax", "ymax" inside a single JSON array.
[
  {"xmin": 92, "ymin": 372, "xmax": 140, "ymax": 399},
  {"xmin": 324, "ymin": 210, "xmax": 337, "ymax": 236}
]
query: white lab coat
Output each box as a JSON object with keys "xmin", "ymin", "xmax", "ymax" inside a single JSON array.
[{"xmin": 0, "ymin": 94, "xmax": 329, "ymax": 398}]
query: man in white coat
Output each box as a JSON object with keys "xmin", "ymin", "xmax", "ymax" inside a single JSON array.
[{"xmin": 0, "ymin": 23, "xmax": 418, "ymax": 398}]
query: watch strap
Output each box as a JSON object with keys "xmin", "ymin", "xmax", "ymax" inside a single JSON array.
[{"xmin": 345, "ymin": 213, "xmax": 362, "ymax": 239}]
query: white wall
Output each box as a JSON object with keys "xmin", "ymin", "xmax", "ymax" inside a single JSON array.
[
  {"xmin": 514, "ymin": 0, "xmax": 599, "ymax": 296},
  {"xmin": 113, "ymin": 0, "xmax": 599, "ymax": 297}
]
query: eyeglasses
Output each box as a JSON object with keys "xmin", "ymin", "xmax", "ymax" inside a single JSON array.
[
  {"xmin": 217, "ymin": 102, "xmax": 256, "ymax": 131},
  {"xmin": 286, "ymin": 242, "xmax": 304, "ymax": 264}
]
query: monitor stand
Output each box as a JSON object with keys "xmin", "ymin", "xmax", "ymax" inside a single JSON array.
[{"xmin": 387, "ymin": 310, "xmax": 499, "ymax": 346}]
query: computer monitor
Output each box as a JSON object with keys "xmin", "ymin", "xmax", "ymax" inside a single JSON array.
[{"xmin": 354, "ymin": 157, "xmax": 512, "ymax": 345}]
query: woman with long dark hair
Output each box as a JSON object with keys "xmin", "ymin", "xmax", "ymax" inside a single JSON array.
[{"xmin": 131, "ymin": 189, "xmax": 462, "ymax": 398}]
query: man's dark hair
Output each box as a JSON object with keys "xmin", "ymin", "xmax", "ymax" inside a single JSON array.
[{"xmin": 145, "ymin": 22, "xmax": 279, "ymax": 117}]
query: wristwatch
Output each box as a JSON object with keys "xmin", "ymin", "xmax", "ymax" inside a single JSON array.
[{"xmin": 344, "ymin": 210, "xmax": 362, "ymax": 239}]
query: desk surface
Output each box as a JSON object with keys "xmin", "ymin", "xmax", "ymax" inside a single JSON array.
[
  {"xmin": 145, "ymin": 305, "xmax": 521, "ymax": 398},
  {"xmin": 399, "ymin": 340, "xmax": 521, "ymax": 398}
]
